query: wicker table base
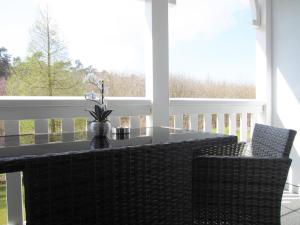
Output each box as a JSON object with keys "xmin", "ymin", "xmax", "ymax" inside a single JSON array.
[{"xmin": 0, "ymin": 128, "xmax": 237, "ymax": 225}]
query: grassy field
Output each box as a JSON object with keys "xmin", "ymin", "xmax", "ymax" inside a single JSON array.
[
  {"xmin": 80, "ymin": 71, "xmax": 255, "ymax": 98},
  {"xmin": 0, "ymin": 176, "xmax": 7, "ymax": 225}
]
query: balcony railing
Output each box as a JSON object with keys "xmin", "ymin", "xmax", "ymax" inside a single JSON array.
[
  {"xmin": 0, "ymin": 97, "xmax": 265, "ymax": 136},
  {"xmin": 0, "ymin": 96, "xmax": 265, "ymax": 225}
]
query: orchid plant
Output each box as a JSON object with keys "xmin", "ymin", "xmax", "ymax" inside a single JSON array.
[
  {"xmin": 84, "ymin": 73, "xmax": 112, "ymax": 122},
  {"xmin": 86, "ymin": 99, "xmax": 113, "ymax": 122}
]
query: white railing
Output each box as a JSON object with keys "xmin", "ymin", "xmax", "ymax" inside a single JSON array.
[
  {"xmin": 170, "ymin": 98, "xmax": 265, "ymax": 142},
  {"xmin": 0, "ymin": 97, "xmax": 152, "ymax": 133},
  {"xmin": 0, "ymin": 97, "xmax": 265, "ymax": 225},
  {"xmin": 0, "ymin": 97, "xmax": 265, "ymax": 138}
]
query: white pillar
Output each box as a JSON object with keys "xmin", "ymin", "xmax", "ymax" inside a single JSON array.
[
  {"xmin": 255, "ymin": 0, "xmax": 272, "ymax": 125},
  {"xmin": 145, "ymin": 0, "xmax": 169, "ymax": 127},
  {"xmin": 4, "ymin": 120, "xmax": 23, "ymax": 225}
]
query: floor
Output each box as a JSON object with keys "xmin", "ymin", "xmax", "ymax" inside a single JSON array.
[{"xmin": 281, "ymin": 191, "xmax": 300, "ymax": 225}]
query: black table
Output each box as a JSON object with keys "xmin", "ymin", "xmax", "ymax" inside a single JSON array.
[{"xmin": 0, "ymin": 127, "xmax": 237, "ymax": 225}]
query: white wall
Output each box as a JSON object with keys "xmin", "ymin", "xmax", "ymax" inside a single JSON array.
[{"xmin": 272, "ymin": 0, "xmax": 300, "ymax": 188}]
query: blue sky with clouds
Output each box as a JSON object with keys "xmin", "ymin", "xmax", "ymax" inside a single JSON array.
[{"xmin": 0, "ymin": 0, "xmax": 256, "ymax": 84}]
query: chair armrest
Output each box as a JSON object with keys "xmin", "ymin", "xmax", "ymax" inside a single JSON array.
[
  {"xmin": 194, "ymin": 142, "xmax": 247, "ymax": 157},
  {"xmin": 194, "ymin": 155, "xmax": 291, "ymax": 183},
  {"xmin": 192, "ymin": 156, "xmax": 291, "ymax": 224},
  {"xmin": 193, "ymin": 156, "xmax": 291, "ymax": 200}
]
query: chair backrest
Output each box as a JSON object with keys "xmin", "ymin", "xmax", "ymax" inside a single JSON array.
[{"xmin": 251, "ymin": 123, "xmax": 297, "ymax": 158}]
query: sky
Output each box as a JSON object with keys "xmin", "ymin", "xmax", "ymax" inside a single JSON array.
[{"xmin": 0, "ymin": 0, "xmax": 256, "ymax": 84}]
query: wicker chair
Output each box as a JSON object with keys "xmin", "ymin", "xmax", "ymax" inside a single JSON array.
[{"xmin": 193, "ymin": 123, "xmax": 297, "ymax": 225}]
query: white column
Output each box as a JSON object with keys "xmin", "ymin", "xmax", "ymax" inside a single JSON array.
[
  {"xmin": 145, "ymin": 0, "xmax": 169, "ymax": 127},
  {"xmin": 256, "ymin": 0, "xmax": 272, "ymax": 125},
  {"xmin": 4, "ymin": 120, "xmax": 23, "ymax": 225}
]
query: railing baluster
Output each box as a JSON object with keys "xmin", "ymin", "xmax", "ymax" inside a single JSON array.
[
  {"xmin": 190, "ymin": 114, "xmax": 198, "ymax": 131},
  {"xmin": 4, "ymin": 120, "xmax": 19, "ymax": 136},
  {"xmin": 35, "ymin": 119, "xmax": 48, "ymax": 133},
  {"xmin": 217, "ymin": 113, "xmax": 224, "ymax": 134},
  {"xmin": 229, "ymin": 113, "xmax": 237, "ymax": 135},
  {"xmin": 4, "ymin": 120, "xmax": 23, "ymax": 225},
  {"xmin": 62, "ymin": 118, "xmax": 74, "ymax": 133},
  {"xmin": 110, "ymin": 116, "xmax": 120, "ymax": 128},
  {"xmin": 35, "ymin": 119, "xmax": 49, "ymax": 144},
  {"xmin": 240, "ymin": 113, "xmax": 248, "ymax": 142},
  {"xmin": 287, "ymin": 168, "xmax": 294, "ymax": 193},
  {"xmin": 204, "ymin": 113, "xmax": 212, "ymax": 132},
  {"xmin": 62, "ymin": 118, "xmax": 75, "ymax": 142},
  {"xmin": 175, "ymin": 115, "xmax": 183, "ymax": 129},
  {"xmin": 168, "ymin": 116, "xmax": 175, "ymax": 128},
  {"xmin": 250, "ymin": 113, "xmax": 257, "ymax": 138},
  {"xmin": 130, "ymin": 116, "xmax": 140, "ymax": 129}
]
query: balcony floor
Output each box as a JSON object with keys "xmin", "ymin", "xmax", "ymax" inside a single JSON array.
[{"xmin": 281, "ymin": 192, "xmax": 300, "ymax": 224}]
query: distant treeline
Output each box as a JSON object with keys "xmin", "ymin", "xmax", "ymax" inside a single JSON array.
[{"xmin": 95, "ymin": 71, "xmax": 255, "ymax": 99}]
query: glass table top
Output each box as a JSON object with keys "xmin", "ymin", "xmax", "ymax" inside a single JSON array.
[{"xmin": 0, "ymin": 127, "xmax": 231, "ymax": 159}]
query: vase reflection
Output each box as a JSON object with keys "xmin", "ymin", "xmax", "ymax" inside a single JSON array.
[{"xmin": 90, "ymin": 136, "xmax": 111, "ymax": 149}]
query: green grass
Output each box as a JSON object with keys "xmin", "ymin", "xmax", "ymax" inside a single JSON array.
[
  {"xmin": 19, "ymin": 120, "xmax": 35, "ymax": 145},
  {"xmin": 18, "ymin": 119, "xmax": 88, "ymax": 144},
  {"xmin": 74, "ymin": 118, "xmax": 87, "ymax": 140},
  {"xmin": 0, "ymin": 176, "xmax": 7, "ymax": 225}
]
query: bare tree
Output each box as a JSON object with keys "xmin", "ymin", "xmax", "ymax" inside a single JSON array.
[
  {"xmin": 27, "ymin": 8, "xmax": 85, "ymax": 133},
  {"xmin": 29, "ymin": 7, "xmax": 68, "ymax": 97}
]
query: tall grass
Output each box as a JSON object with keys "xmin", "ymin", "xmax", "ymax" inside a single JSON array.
[
  {"xmin": 93, "ymin": 71, "xmax": 255, "ymax": 98},
  {"xmin": 169, "ymin": 75, "xmax": 255, "ymax": 99}
]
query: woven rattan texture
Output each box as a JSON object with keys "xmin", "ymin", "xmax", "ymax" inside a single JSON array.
[
  {"xmin": 252, "ymin": 123, "xmax": 297, "ymax": 157},
  {"xmin": 22, "ymin": 136, "xmax": 237, "ymax": 225},
  {"xmin": 193, "ymin": 123, "xmax": 296, "ymax": 225}
]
